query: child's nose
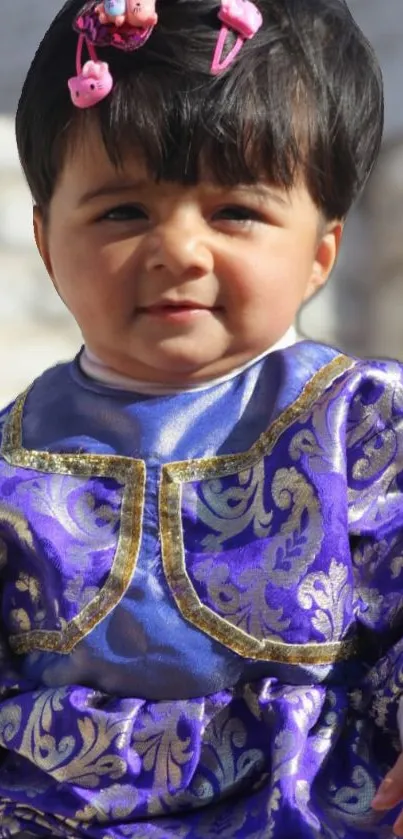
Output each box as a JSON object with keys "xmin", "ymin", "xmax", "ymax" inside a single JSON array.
[{"xmin": 145, "ymin": 222, "xmax": 214, "ymax": 278}]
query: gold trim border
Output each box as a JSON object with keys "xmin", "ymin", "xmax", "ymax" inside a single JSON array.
[
  {"xmin": 2, "ymin": 390, "xmax": 146, "ymax": 655},
  {"xmin": 160, "ymin": 354, "xmax": 358, "ymax": 665}
]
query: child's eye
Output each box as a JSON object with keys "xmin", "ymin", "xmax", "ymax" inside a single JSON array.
[
  {"xmin": 212, "ymin": 205, "xmax": 262, "ymax": 223},
  {"xmin": 99, "ymin": 204, "xmax": 148, "ymax": 222}
]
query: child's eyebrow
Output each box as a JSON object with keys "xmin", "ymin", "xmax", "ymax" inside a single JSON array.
[
  {"xmin": 77, "ymin": 179, "xmax": 149, "ymax": 206},
  {"xmin": 233, "ymin": 185, "xmax": 290, "ymax": 207}
]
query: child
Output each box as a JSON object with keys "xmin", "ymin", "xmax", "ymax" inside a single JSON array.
[{"xmin": 1, "ymin": 0, "xmax": 403, "ymax": 835}]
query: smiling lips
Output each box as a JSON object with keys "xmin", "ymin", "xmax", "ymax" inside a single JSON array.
[
  {"xmin": 142, "ymin": 300, "xmax": 214, "ymax": 311},
  {"xmin": 138, "ymin": 301, "xmax": 219, "ymax": 320}
]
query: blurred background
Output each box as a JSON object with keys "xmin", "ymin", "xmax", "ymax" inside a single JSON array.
[{"xmin": 0, "ymin": 0, "xmax": 402, "ymax": 404}]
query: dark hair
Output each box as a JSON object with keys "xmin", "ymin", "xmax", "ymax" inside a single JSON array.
[{"xmin": 16, "ymin": 0, "xmax": 383, "ymax": 219}]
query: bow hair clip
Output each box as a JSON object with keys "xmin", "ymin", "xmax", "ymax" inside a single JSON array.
[
  {"xmin": 211, "ymin": 0, "xmax": 262, "ymax": 75},
  {"xmin": 68, "ymin": 0, "xmax": 158, "ymax": 108}
]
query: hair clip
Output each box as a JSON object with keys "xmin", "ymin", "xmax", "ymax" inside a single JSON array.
[
  {"xmin": 211, "ymin": 0, "xmax": 262, "ymax": 75},
  {"xmin": 95, "ymin": 0, "xmax": 158, "ymax": 29},
  {"xmin": 68, "ymin": 35, "xmax": 113, "ymax": 108},
  {"xmin": 69, "ymin": 0, "xmax": 158, "ymax": 108}
]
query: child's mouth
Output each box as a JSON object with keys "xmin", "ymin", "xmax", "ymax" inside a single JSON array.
[{"xmin": 139, "ymin": 302, "xmax": 219, "ymax": 322}]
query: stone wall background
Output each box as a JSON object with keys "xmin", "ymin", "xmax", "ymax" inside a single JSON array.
[{"xmin": 0, "ymin": 2, "xmax": 402, "ymax": 405}]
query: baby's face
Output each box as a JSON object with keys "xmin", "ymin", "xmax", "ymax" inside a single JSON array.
[{"xmin": 35, "ymin": 125, "xmax": 340, "ymax": 384}]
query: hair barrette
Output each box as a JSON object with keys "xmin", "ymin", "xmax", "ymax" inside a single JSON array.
[
  {"xmin": 211, "ymin": 0, "xmax": 262, "ymax": 75},
  {"xmin": 69, "ymin": 0, "xmax": 158, "ymax": 108}
]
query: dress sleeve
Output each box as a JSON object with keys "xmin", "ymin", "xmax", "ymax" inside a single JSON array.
[{"xmin": 346, "ymin": 360, "xmax": 403, "ymax": 735}]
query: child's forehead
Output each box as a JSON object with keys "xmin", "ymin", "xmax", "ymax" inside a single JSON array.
[
  {"xmin": 63, "ymin": 146, "xmax": 295, "ymax": 207},
  {"xmin": 64, "ymin": 123, "xmax": 273, "ymax": 195}
]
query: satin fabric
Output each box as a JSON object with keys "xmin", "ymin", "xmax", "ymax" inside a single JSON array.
[{"xmin": 1, "ymin": 341, "xmax": 403, "ymax": 837}]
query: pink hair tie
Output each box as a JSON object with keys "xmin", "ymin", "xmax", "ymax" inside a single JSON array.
[
  {"xmin": 211, "ymin": 0, "xmax": 263, "ymax": 75},
  {"xmin": 68, "ymin": 0, "xmax": 158, "ymax": 108}
]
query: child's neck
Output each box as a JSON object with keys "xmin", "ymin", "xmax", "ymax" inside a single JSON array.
[{"xmin": 81, "ymin": 327, "xmax": 297, "ymax": 396}]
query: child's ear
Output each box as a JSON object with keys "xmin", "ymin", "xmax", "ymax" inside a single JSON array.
[
  {"xmin": 304, "ymin": 220, "xmax": 344, "ymax": 301},
  {"xmin": 33, "ymin": 205, "xmax": 55, "ymax": 281}
]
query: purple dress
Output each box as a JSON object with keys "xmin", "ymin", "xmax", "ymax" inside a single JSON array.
[{"xmin": 1, "ymin": 341, "xmax": 403, "ymax": 838}]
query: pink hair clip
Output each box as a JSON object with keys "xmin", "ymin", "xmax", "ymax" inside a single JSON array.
[
  {"xmin": 211, "ymin": 0, "xmax": 263, "ymax": 75},
  {"xmin": 68, "ymin": 36, "xmax": 113, "ymax": 108},
  {"xmin": 69, "ymin": 0, "xmax": 158, "ymax": 109},
  {"xmin": 95, "ymin": 0, "xmax": 158, "ymax": 29}
]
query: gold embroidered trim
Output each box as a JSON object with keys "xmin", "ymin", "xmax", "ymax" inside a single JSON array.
[
  {"xmin": 160, "ymin": 354, "xmax": 358, "ymax": 665},
  {"xmin": 2, "ymin": 390, "xmax": 146, "ymax": 655}
]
